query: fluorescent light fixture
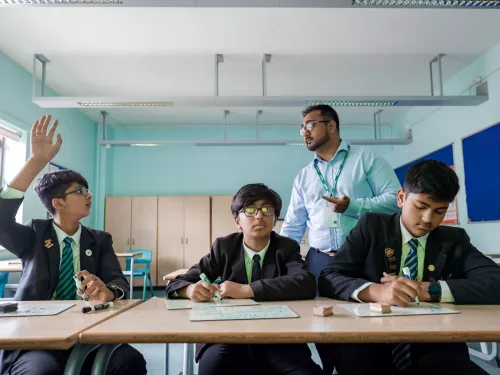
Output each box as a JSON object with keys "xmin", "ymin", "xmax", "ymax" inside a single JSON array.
[
  {"xmin": 352, "ymin": 0, "xmax": 500, "ymax": 7},
  {"xmin": 33, "ymin": 95, "xmax": 488, "ymax": 108},
  {"xmin": 78, "ymin": 101, "xmax": 175, "ymax": 107},
  {"xmin": 0, "ymin": 0, "xmax": 122, "ymax": 4}
]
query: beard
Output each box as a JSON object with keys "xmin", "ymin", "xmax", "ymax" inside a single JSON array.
[{"xmin": 306, "ymin": 133, "xmax": 330, "ymax": 151}]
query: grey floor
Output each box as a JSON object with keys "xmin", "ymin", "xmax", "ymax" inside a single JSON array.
[{"xmin": 130, "ymin": 342, "xmax": 500, "ymax": 375}]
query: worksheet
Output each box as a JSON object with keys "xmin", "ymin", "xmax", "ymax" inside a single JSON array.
[
  {"xmin": 338, "ymin": 302, "xmax": 460, "ymax": 317},
  {"xmin": 165, "ymin": 298, "xmax": 259, "ymax": 310},
  {"xmin": 189, "ymin": 304, "xmax": 299, "ymax": 321},
  {"xmin": 0, "ymin": 303, "xmax": 75, "ymax": 317}
]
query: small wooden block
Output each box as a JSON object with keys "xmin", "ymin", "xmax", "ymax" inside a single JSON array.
[
  {"xmin": 313, "ymin": 305, "xmax": 334, "ymax": 317},
  {"xmin": 369, "ymin": 303, "xmax": 391, "ymax": 313}
]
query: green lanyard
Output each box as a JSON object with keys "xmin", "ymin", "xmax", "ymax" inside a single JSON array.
[{"xmin": 314, "ymin": 145, "xmax": 350, "ymax": 196}]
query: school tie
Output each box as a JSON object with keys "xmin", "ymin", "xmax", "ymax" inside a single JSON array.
[
  {"xmin": 55, "ymin": 237, "xmax": 76, "ymax": 300},
  {"xmin": 392, "ymin": 238, "xmax": 419, "ymax": 371},
  {"xmin": 251, "ymin": 254, "xmax": 262, "ymax": 282}
]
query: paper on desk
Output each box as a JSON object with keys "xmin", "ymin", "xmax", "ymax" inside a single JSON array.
[
  {"xmin": 0, "ymin": 303, "xmax": 75, "ymax": 317},
  {"xmin": 338, "ymin": 302, "xmax": 459, "ymax": 318},
  {"xmin": 189, "ymin": 304, "xmax": 299, "ymax": 322},
  {"xmin": 165, "ymin": 298, "xmax": 258, "ymax": 310}
]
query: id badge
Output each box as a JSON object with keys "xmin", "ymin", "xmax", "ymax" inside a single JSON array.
[{"xmin": 323, "ymin": 207, "xmax": 339, "ymax": 228}]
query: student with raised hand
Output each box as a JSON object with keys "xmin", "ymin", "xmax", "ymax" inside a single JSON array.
[
  {"xmin": 166, "ymin": 183, "xmax": 321, "ymax": 375},
  {"xmin": 318, "ymin": 159, "xmax": 500, "ymax": 375},
  {"xmin": 0, "ymin": 115, "xmax": 146, "ymax": 375}
]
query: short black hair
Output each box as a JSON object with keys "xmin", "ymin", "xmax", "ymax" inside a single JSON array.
[
  {"xmin": 404, "ymin": 160, "xmax": 459, "ymax": 203},
  {"xmin": 231, "ymin": 183, "xmax": 282, "ymax": 219},
  {"xmin": 34, "ymin": 170, "xmax": 89, "ymax": 215},
  {"xmin": 302, "ymin": 104, "xmax": 340, "ymax": 132}
]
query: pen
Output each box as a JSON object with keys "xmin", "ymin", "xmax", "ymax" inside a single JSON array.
[
  {"xmin": 200, "ymin": 273, "xmax": 223, "ymax": 303},
  {"xmin": 402, "ymin": 267, "xmax": 419, "ymax": 305},
  {"xmin": 82, "ymin": 302, "xmax": 114, "ymax": 313}
]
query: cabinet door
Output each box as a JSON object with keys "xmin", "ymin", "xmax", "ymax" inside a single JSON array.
[
  {"xmin": 211, "ymin": 195, "xmax": 237, "ymax": 243},
  {"xmin": 183, "ymin": 196, "xmax": 211, "ymax": 269},
  {"xmin": 131, "ymin": 197, "xmax": 158, "ymax": 286},
  {"xmin": 105, "ymin": 197, "xmax": 132, "ymax": 253},
  {"xmin": 157, "ymin": 196, "xmax": 185, "ymax": 281}
]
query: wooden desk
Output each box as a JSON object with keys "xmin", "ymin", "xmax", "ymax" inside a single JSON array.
[
  {"xmin": 163, "ymin": 269, "xmax": 188, "ymax": 281},
  {"xmin": 79, "ymin": 297, "xmax": 500, "ymax": 345},
  {"xmin": 116, "ymin": 253, "xmax": 142, "ymax": 299},
  {"xmin": 0, "ymin": 261, "xmax": 22, "ymax": 273},
  {"xmin": 0, "ymin": 299, "xmax": 141, "ymax": 350}
]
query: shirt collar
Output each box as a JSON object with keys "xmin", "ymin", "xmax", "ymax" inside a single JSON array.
[
  {"xmin": 52, "ymin": 222, "xmax": 82, "ymax": 248},
  {"xmin": 314, "ymin": 139, "xmax": 349, "ymax": 163},
  {"xmin": 400, "ymin": 218, "xmax": 429, "ymax": 248},
  {"xmin": 243, "ymin": 239, "xmax": 270, "ymax": 261}
]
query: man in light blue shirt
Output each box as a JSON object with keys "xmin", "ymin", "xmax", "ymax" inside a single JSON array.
[{"xmin": 280, "ymin": 104, "xmax": 401, "ymax": 283}]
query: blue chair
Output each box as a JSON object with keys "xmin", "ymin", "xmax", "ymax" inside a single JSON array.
[
  {"xmin": 125, "ymin": 250, "xmax": 155, "ymax": 300},
  {"xmin": 0, "ymin": 272, "xmax": 8, "ymax": 298}
]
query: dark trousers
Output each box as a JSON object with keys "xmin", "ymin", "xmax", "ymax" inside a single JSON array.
[
  {"xmin": 198, "ymin": 344, "xmax": 323, "ymax": 375},
  {"xmin": 305, "ymin": 248, "xmax": 336, "ymax": 294},
  {"xmin": 9, "ymin": 344, "xmax": 146, "ymax": 375},
  {"xmin": 317, "ymin": 343, "xmax": 487, "ymax": 375}
]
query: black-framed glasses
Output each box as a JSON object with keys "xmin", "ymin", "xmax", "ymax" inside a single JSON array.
[
  {"xmin": 58, "ymin": 186, "xmax": 92, "ymax": 198},
  {"xmin": 240, "ymin": 206, "xmax": 275, "ymax": 217},
  {"xmin": 299, "ymin": 120, "xmax": 330, "ymax": 136}
]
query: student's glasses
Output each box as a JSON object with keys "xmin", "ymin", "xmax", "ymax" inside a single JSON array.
[
  {"xmin": 299, "ymin": 120, "xmax": 330, "ymax": 137},
  {"xmin": 59, "ymin": 187, "xmax": 92, "ymax": 198},
  {"xmin": 240, "ymin": 206, "xmax": 275, "ymax": 217}
]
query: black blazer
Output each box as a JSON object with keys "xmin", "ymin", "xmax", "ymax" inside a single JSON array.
[
  {"xmin": 166, "ymin": 231, "xmax": 316, "ymax": 360},
  {"xmin": 318, "ymin": 213, "xmax": 500, "ymax": 305},
  {"xmin": 0, "ymin": 197, "xmax": 129, "ymax": 375}
]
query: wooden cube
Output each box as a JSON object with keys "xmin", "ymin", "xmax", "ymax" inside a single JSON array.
[
  {"xmin": 369, "ymin": 303, "xmax": 391, "ymax": 314},
  {"xmin": 313, "ymin": 305, "xmax": 334, "ymax": 317}
]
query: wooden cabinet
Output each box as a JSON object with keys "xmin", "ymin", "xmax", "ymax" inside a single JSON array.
[
  {"xmin": 104, "ymin": 196, "xmax": 158, "ymax": 286},
  {"xmin": 157, "ymin": 196, "xmax": 211, "ymax": 279},
  {"xmin": 211, "ymin": 195, "xmax": 237, "ymax": 243}
]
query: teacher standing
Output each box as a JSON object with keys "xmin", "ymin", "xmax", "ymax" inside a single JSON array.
[{"xmin": 280, "ymin": 105, "xmax": 401, "ymax": 283}]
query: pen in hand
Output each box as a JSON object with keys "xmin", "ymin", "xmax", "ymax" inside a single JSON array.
[
  {"xmin": 402, "ymin": 267, "xmax": 420, "ymax": 305},
  {"xmin": 199, "ymin": 273, "xmax": 223, "ymax": 304}
]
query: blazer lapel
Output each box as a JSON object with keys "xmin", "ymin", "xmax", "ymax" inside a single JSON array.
[
  {"xmin": 422, "ymin": 229, "xmax": 445, "ymax": 282},
  {"xmin": 261, "ymin": 241, "xmax": 277, "ymax": 280},
  {"xmin": 383, "ymin": 215, "xmax": 403, "ymax": 275},
  {"xmin": 230, "ymin": 243, "xmax": 248, "ymax": 284},
  {"xmin": 79, "ymin": 226, "xmax": 96, "ymax": 274},
  {"xmin": 46, "ymin": 223, "xmax": 61, "ymax": 299}
]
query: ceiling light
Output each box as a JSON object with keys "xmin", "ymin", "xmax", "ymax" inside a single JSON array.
[
  {"xmin": 77, "ymin": 101, "xmax": 175, "ymax": 107},
  {"xmin": 352, "ymin": 0, "xmax": 500, "ymax": 6},
  {"xmin": 306, "ymin": 100, "xmax": 398, "ymax": 107}
]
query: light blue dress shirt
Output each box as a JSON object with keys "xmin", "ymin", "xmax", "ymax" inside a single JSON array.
[{"xmin": 280, "ymin": 140, "xmax": 401, "ymax": 252}]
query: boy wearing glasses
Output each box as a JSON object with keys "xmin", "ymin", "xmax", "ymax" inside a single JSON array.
[
  {"xmin": 166, "ymin": 183, "xmax": 321, "ymax": 375},
  {"xmin": 0, "ymin": 116, "xmax": 146, "ymax": 375}
]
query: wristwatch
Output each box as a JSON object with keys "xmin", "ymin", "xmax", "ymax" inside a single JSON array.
[
  {"xmin": 106, "ymin": 284, "xmax": 123, "ymax": 301},
  {"xmin": 427, "ymin": 282, "xmax": 442, "ymax": 302}
]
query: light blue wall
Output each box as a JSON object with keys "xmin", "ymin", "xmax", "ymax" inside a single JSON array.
[
  {"xmin": 0, "ymin": 51, "xmax": 98, "ymax": 230},
  {"xmin": 386, "ymin": 42, "xmax": 500, "ymax": 253}
]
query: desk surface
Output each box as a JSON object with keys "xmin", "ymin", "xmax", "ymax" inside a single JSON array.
[
  {"xmin": 163, "ymin": 269, "xmax": 188, "ymax": 281},
  {"xmin": 0, "ymin": 299, "xmax": 141, "ymax": 350},
  {"xmin": 0, "ymin": 261, "xmax": 22, "ymax": 273},
  {"xmin": 116, "ymin": 253, "xmax": 142, "ymax": 258},
  {"xmin": 79, "ymin": 297, "xmax": 500, "ymax": 345}
]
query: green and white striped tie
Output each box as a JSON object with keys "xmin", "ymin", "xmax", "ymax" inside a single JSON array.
[{"xmin": 55, "ymin": 237, "xmax": 76, "ymax": 300}]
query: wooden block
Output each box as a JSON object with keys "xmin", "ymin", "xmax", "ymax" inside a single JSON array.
[
  {"xmin": 313, "ymin": 305, "xmax": 334, "ymax": 317},
  {"xmin": 369, "ymin": 303, "xmax": 391, "ymax": 313}
]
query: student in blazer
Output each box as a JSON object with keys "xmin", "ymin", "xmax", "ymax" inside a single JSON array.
[
  {"xmin": 0, "ymin": 115, "xmax": 146, "ymax": 375},
  {"xmin": 166, "ymin": 183, "xmax": 321, "ymax": 375},
  {"xmin": 318, "ymin": 160, "xmax": 500, "ymax": 375}
]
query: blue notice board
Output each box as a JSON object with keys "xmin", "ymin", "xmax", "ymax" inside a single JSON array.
[{"xmin": 462, "ymin": 122, "xmax": 500, "ymax": 223}]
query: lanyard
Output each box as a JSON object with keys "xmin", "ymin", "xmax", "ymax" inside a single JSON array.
[{"xmin": 314, "ymin": 144, "xmax": 350, "ymax": 196}]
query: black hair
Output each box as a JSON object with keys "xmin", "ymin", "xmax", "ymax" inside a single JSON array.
[
  {"xmin": 34, "ymin": 170, "xmax": 89, "ymax": 215},
  {"xmin": 302, "ymin": 104, "xmax": 340, "ymax": 132},
  {"xmin": 231, "ymin": 183, "xmax": 282, "ymax": 218},
  {"xmin": 404, "ymin": 160, "xmax": 459, "ymax": 202}
]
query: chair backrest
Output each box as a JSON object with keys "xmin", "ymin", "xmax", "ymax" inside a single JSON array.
[
  {"xmin": 0, "ymin": 272, "xmax": 8, "ymax": 299},
  {"xmin": 125, "ymin": 249, "xmax": 152, "ymax": 271}
]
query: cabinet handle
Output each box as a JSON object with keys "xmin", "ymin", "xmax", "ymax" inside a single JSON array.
[
  {"xmin": 186, "ymin": 238, "xmax": 189, "ymax": 245},
  {"xmin": 127, "ymin": 239, "xmax": 130, "ymax": 245},
  {"xmin": 132, "ymin": 239, "xmax": 135, "ymax": 245},
  {"xmin": 181, "ymin": 238, "xmax": 184, "ymax": 244}
]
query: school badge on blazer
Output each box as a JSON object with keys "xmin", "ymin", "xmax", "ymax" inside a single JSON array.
[
  {"xmin": 44, "ymin": 239, "xmax": 54, "ymax": 249},
  {"xmin": 385, "ymin": 248, "xmax": 394, "ymax": 258}
]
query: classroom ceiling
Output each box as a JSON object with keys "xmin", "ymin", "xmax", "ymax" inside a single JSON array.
[{"xmin": 0, "ymin": 7, "xmax": 500, "ymax": 128}]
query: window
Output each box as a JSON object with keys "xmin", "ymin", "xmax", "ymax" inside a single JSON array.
[{"xmin": 0, "ymin": 123, "xmax": 26, "ymax": 224}]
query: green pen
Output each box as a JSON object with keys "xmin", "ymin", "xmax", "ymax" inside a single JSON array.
[
  {"xmin": 402, "ymin": 267, "xmax": 420, "ymax": 305},
  {"xmin": 200, "ymin": 273, "xmax": 223, "ymax": 304}
]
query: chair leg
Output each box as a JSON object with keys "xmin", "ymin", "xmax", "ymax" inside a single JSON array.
[
  {"xmin": 143, "ymin": 274, "xmax": 147, "ymax": 301},
  {"xmin": 148, "ymin": 273, "xmax": 155, "ymax": 297}
]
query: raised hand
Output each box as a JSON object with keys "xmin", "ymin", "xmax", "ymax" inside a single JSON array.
[{"xmin": 30, "ymin": 115, "xmax": 62, "ymax": 164}]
